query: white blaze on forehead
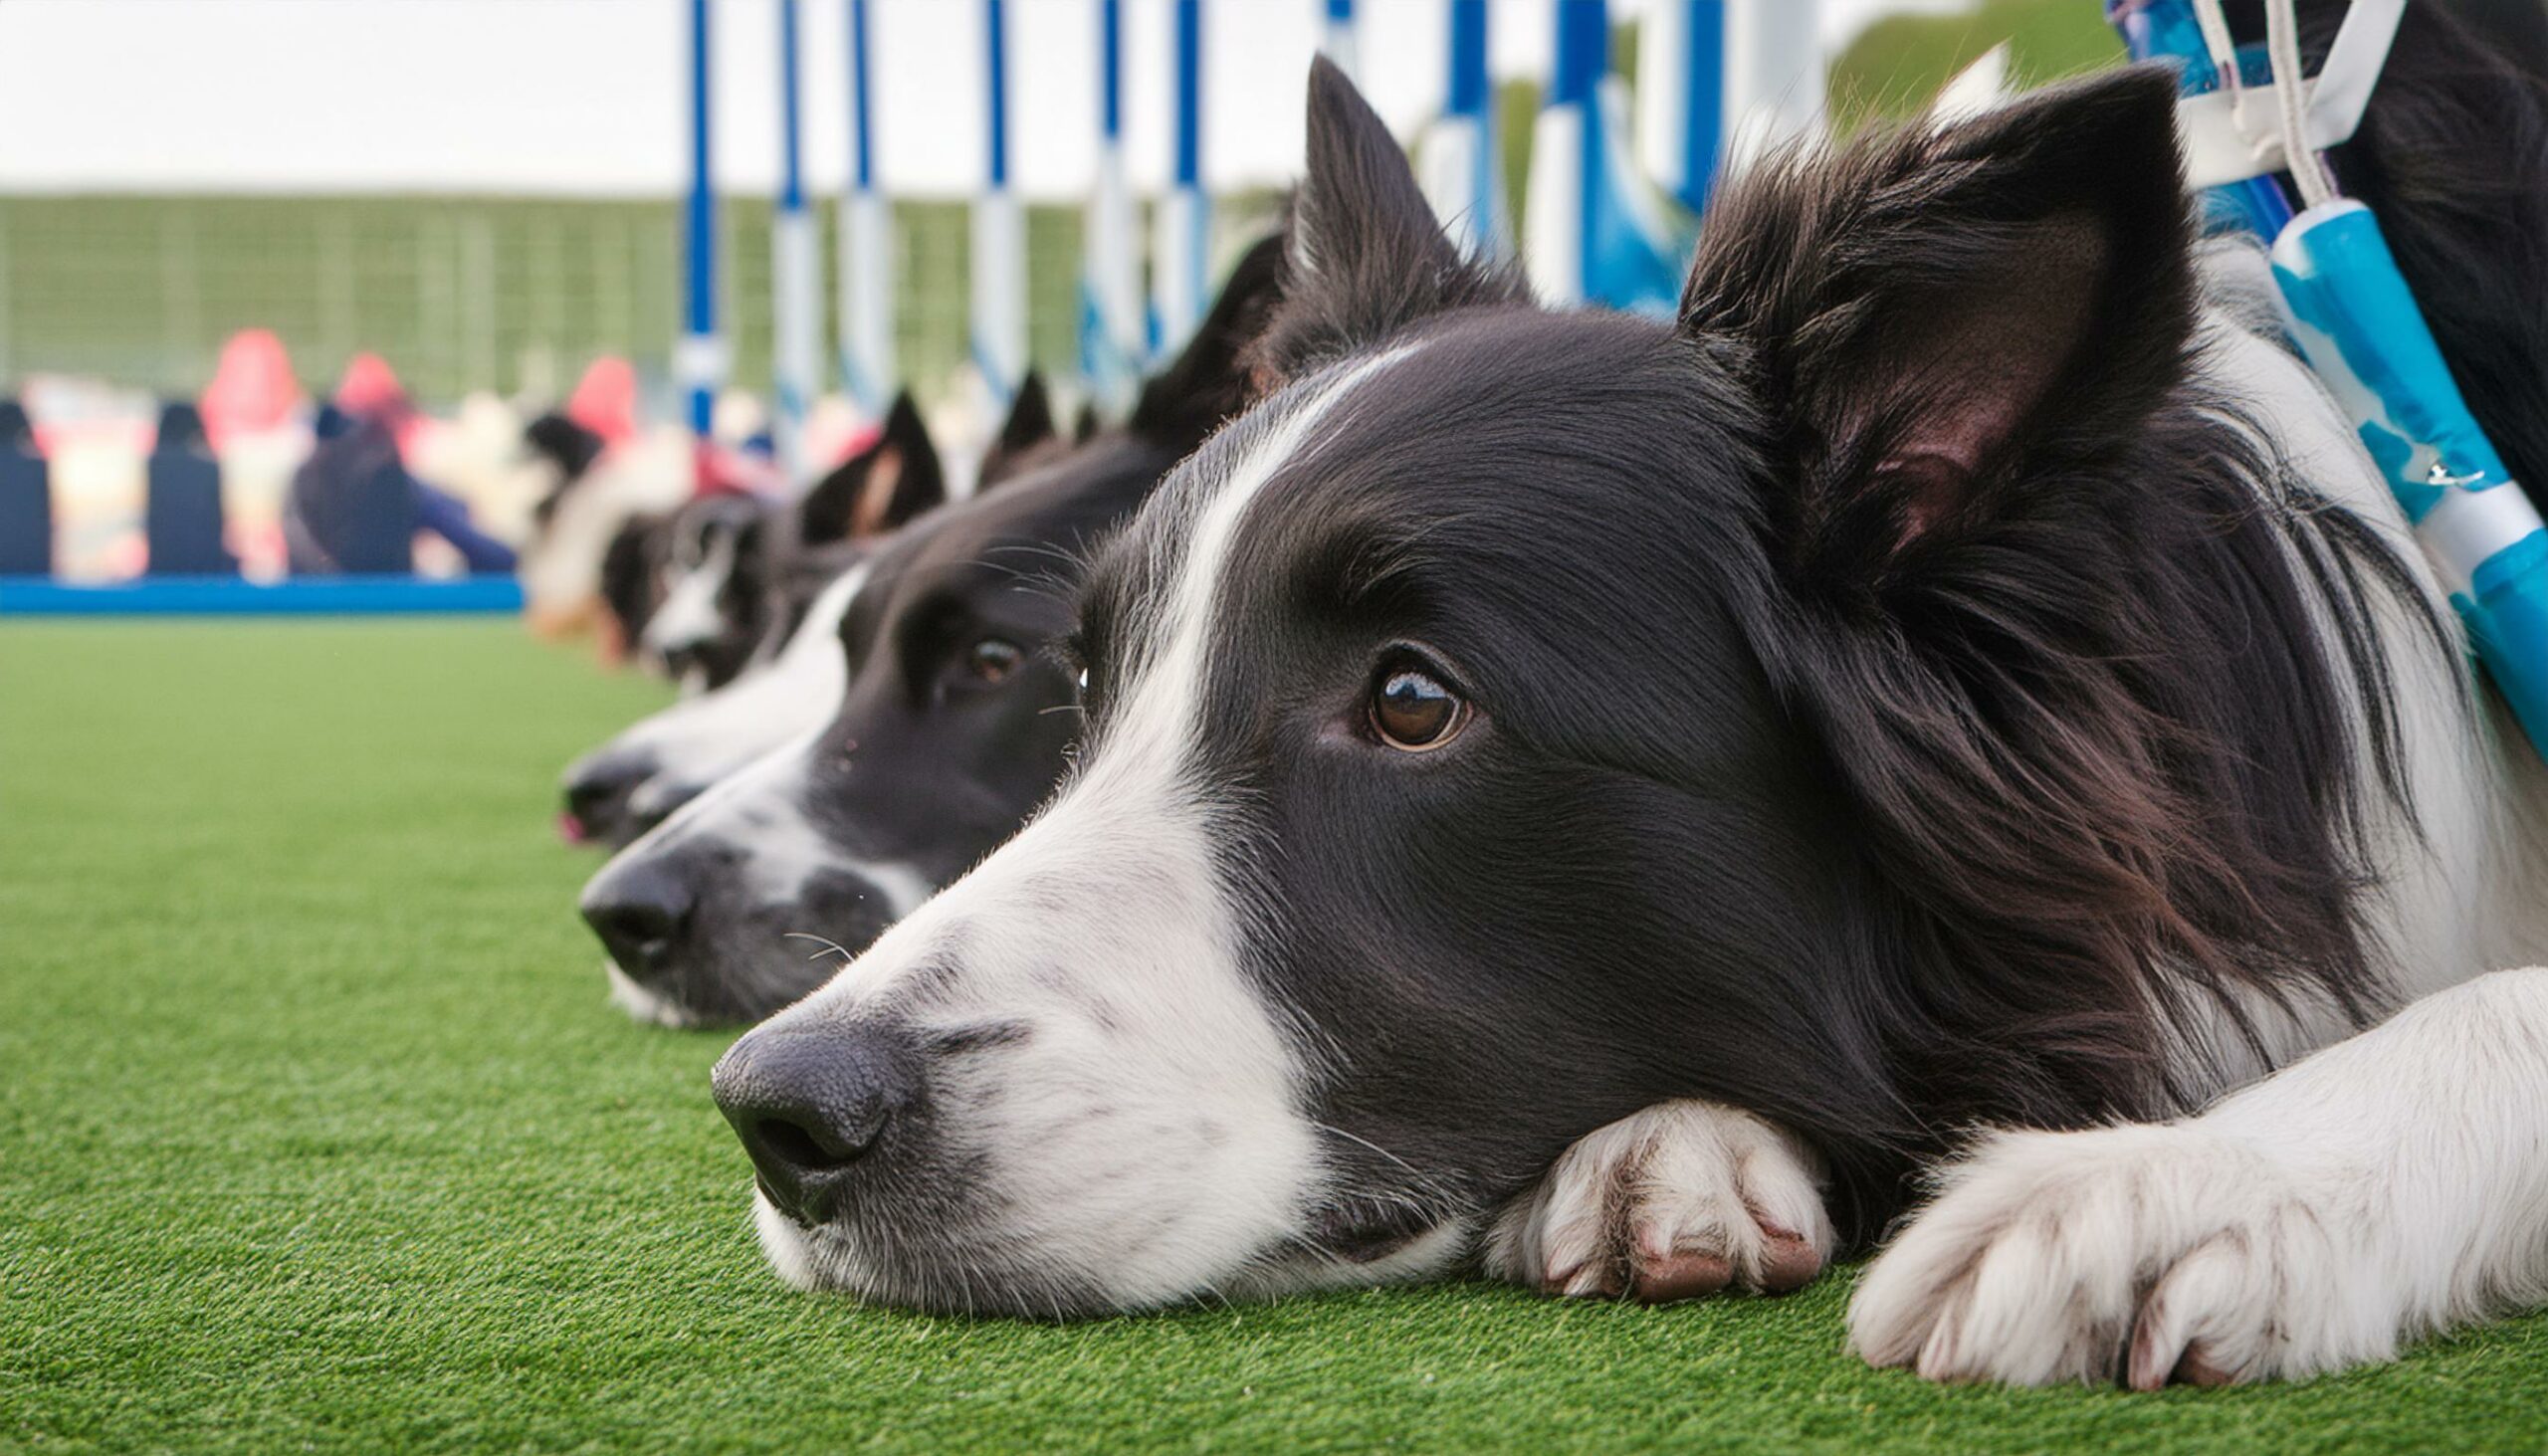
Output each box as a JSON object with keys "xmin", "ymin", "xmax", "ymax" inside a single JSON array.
[
  {"xmin": 1102, "ymin": 344, "xmax": 1419, "ymax": 772},
  {"xmin": 641, "ymin": 526, "xmax": 740, "ymax": 657},
  {"xmin": 612, "ymin": 562, "xmax": 866, "ymax": 787},
  {"xmin": 759, "ymin": 348, "xmax": 1442, "ymax": 1310}
]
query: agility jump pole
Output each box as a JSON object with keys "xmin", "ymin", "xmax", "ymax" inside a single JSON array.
[
  {"xmin": 1153, "ymin": 0, "xmax": 1207, "ymax": 354},
  {"xmin": 970, "ymin": 0, "xmax": 1027, "ymax": 410},
  {"xmin": 1633, "ymin": 0, "xmax": 1728, "ymax": 217},
  {"xmin": 1718, "ymin": 0, "xmax": 1823, "ymax": 172},
  {"xmin": 1417, "ymin": 0, "xmax": 1510, "ymax": 262},
  {"xmin": 838, "ymin": 0, "xmax": 894, "ymax": 419},
  {"xmin": 771, "ymin": 0, "xmax": 820, "ymax": 478},
  {"xmin": 1321, "ymin": 0, "xmax": 1361, "ymax": 85},
  {"xmin": 679, "ymin": 0, "xmax": 727, "ymax": 445},
  {"xmin": 1080, "ymin": 0, "xmax": 1147, "ymax": 416},
  {"xmin": 1525, "ymin": 0, "xmax": 1682, "ymax": 312}
]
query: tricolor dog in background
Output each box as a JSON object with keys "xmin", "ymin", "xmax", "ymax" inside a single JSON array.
[
  {"xmin": 707, "ymin": 40, "xmax": 2548, "ymax": 1389},
  {"xmin": 556, "ymin": 396, "xmax": 955, "ymax": 849},
  {"xmin": 578, "ymin": 238, "xmax": 1287, "ymax": 1027}
]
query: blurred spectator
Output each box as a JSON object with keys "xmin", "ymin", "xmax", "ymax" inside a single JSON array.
[
  {"xmin": 287, "ymin": 391, "xmax": 516, "ymax": 576},
  {"xmin": 564, "ymin": 356, "xmax": 639, "ymax": 448},
  {"xmin": 198, "ymin": 328, "xmax": 303, "ymax": 452},
  {"xmin": 143, "ymin": 401, "xmax": 238, "ymax": 577},
  {"xmin": 0, "ymin": 400, "xmax": 51, "ymax": 576}
]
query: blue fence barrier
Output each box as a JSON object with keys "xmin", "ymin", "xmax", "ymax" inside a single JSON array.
[{"xmin": 0, "ymin": 576, "xmax": 524, "ymax": 616}]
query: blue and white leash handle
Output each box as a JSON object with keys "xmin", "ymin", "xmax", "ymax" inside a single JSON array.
[
  {"xmin": 2111, "ymin": 0, "xmax": 2548, "ymax": 755},
  {"xmin": 2269, "ymin": 201, "xmax": 2548, "ymax": 751}
]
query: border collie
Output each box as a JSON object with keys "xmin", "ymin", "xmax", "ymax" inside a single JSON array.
[
  {"xmin": 708, "ymin": 51, "xmax": 2548, "ymax": 1386},
  {"xmin": 620, "ymin": 395, "xmax": 953, "ymax": 695},
  {"xmin": 558, "ymin": 402, "xmax": 950, "ymax": 848},
  {"xmin": 579, "ymin": 240, "xmax": 1285, "ymax": 1026}
]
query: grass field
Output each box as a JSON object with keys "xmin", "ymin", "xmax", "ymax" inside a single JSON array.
[{"xmin": 5, "ymin": 620, "xmax": 2547, "ymax": 1454}]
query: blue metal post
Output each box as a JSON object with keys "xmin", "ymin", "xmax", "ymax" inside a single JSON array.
[
  {"xmin": 1321, "ymin": 0, "xmax": 1359, "ymax": 83},
  {"xmin": 1081, "ymin": 0, "xmax": 1146, "ymax": 412},
  {"xmin": 771, "ymin": 0, "xmax": 819, "ymax": 476},
  {"xmin": 1153, "ymin": 0, "xmax": 1206, "ymax": 352},
  {"xmin": 1420, "ymin": 0, "xmax": 1507, "ymax": 259},
  {"xmin": 970, "ymin": 0, "xmax": 1026, "ymax": 406},
  {"xmin": 838, "ymin": 0, "xmax": 894, "ymax": 416},
  {"xmin": 680, "ymin": 0, "xmax": 724, "ymax": 440},
  {"xmin": 1634, "ymin": 0, "xmax": 1725, "ymax": 216}
]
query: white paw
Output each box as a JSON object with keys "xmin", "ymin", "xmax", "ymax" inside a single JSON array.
[
  {"xmin": 1849, "ymin": 1123, "xmax": 2394, "ymax": 1387},
  {"xmin": 1484, "ymin": 1100, "xmax": 1834, "ymax": 1302}
]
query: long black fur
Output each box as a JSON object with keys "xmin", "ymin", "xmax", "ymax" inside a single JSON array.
[{"xmin": 1070, "ymin": 61, "xmax": 2453, "ymax": 1246}]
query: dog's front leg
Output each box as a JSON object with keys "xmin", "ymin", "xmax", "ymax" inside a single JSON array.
[
  {"xmin": 1482, "ymin": 1101, "xmax": 1835, "ymax": 1302},
  {"xmin": 1850, "ymin": 967, "xmax": 2548, "ymax": 1387}
]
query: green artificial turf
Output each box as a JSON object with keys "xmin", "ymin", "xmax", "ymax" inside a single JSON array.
[{"xmin": 4, "ymin": 620, "xmax": 2545, "ymax": 1454}]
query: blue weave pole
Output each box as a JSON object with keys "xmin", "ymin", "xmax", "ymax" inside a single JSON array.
[
  {"xmin": 1525, "ymin": 0, "xmax": 1684, "ymax": 312},
  {"xmin": 1417, "ymin": 0, "xmax": 1510, "ymax": 262},
  {"xmin": 1152, "ymin": 0, "xmax": 1207, "ymax": 354},
  {"xmin": 838, "ymin": 0, "xmax": 894, "ymax": 419},
  {"xmin": 678, "ymin": 0, "xmax": 725, "ymax": 441},
  {"xmin": 1079, "ymin": 0, "xmax": 1147, "ymax": 414}
]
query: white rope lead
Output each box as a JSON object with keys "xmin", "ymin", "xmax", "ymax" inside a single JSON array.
[{"xmin": 2265, "ymin": 0, "xmax": 2341, "ymax": 208}]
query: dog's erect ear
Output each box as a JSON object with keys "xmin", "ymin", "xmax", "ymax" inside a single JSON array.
[
  {"xmin": 1129, "ymin": 232, "xmax": 1291, "ymax": 451},
  {"xmin": 977, "ymin": 371, "xmax": 1058, "ymax": 490},
  {"xmin": 1072, "ymin": 401, "xmax": 1100, "ymax": 444},
  {"xmin": 798, "ymin": 392, "xmax": 946, "ymax": 546},
  {"xmin": 1682, "ymin": 67, "xmax": 2193, "ymax": 568},
  {"xmin": 1252, "ymin": 57, "xmax": 1526, "ymax": 385}
]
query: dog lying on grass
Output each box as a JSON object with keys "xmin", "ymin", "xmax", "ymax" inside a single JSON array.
[
  {"xmin": 579, "ymin": 238, "xmax": 1285, "ymax": 1026},
  {"xmin": 556, "ymin": 400, "xmax": 953, "ymax": 849},
  {"xmin": 708, "ymin": 50, "xmax": 2548, "ymax": 1387}
]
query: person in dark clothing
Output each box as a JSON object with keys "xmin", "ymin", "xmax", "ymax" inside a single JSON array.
[
  {"xmin": 144, "ymin": 401, "xmax": 238, "ymax": 576},
  {"xmin": 0, "ymin": 399, "xmax": 51, "ymax": 576},
  {"xmin": 285, "ymin": 400, "xmax": 517, "ymax": 576}
]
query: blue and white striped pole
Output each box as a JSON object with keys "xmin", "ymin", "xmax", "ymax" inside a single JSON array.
[
  {"xmin": 1417, "ymin": 0, "xmax": 1509, "ymax": 261},
  {"xmin": 1634, "ymin": 0, "xmax": 1726, "ymax": 217},
  {"xmin": 838, "ymin": 0, "xmax": 894, "ymax": 419},
  {"xmin": 1080, "ymin": 0, "xmax": 1146, "ymax": 416},
  {"xmin": 970, "ymin": 0, "xmax": 1026, "ymax": 410},
  {"xmin": 1320, "ymin": 0, "xmax": 1360, "ymax": 85},
  {"xmin": 1152, "ymin": 0, "xmax": 1207, "ymax": 354},
  {"xmin": 679, "ymin": 0, "xmax": 726, "ymax": 443},
  {"xmin": 771, "ymin": 0, "xmax": 819, "ymax": 478},
  {"xmin": 1720, "ymin": 0, "xmax": 1823, "ymax": 170},
  {"xmin": 1524, "ymin": 0, "xmax": 1682, "ymax": 313}
]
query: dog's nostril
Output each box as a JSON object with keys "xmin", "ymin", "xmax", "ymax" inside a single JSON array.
[
  {"xmin": 713, "ymin": 1022, "xmax": 925, "ymax": 1220},
  {"xmin": 753, "ymin": 1115, "xmax": 871, "ymax": 1170},
  {"xmin": 579, "ymin": 860, "xmax": 695, "ymax": 974}
]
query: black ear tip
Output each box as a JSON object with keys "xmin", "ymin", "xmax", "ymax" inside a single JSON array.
[{"xmin": 1305, "ymin": 52, "xmax": 1376, "ymax": 131}]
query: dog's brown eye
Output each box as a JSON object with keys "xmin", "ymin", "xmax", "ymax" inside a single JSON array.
[
  {"xmin": 965, "ymin": 638, "xmax": 1025, "ymax": 684},
  {"xmin": 1371, "ymin": 667, "xmax": 1466, "ymax": 750}
]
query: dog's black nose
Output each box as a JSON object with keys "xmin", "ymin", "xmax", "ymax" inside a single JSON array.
[
  {"xmin": 579, "ymin": 856, "xmax": 694, "ymax": 978},
  {"xmin": 559, "ymin": 748, "xmax": 655, "ymax": 846},
  {"xmin": 712, "ymin": 1022, "xmax": 923, "ymax": 1224}
]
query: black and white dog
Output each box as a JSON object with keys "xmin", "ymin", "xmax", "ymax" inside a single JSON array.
[
  {"xmin": 559, "ymin": 400, "xmax": 950, "ymax": 848},
  {"xmin": 625, "ymin": 394, "xmax": 953, "ymax": 695},
  {"xmin": 579, "ymin": 240, "xmax": 1285, "ymax": 1026},
  {"xmin": 709, "ymin": 47, "xmax": 2548, "ymax": 1386}
]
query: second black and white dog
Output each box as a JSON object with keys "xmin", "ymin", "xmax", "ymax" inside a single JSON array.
[
  {"xmin": 558, "ymin": 399, "xmax": 949, "ymax": 847},
  {"xmin": 709, "ymin": 49, "xmax": 2548, "ymax": 1388},
  {"xmin": 578, "ymin": 240, "xmax": 1286, "ymax": 1025}
]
